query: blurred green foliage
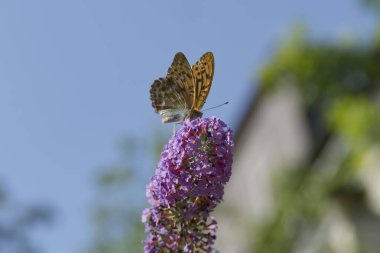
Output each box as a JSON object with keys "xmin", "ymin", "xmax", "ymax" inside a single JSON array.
[
  {"xmin": 327, "ymin": 95, "xmax": 380, "ymax": 144},
  {"xmin": 363, "ymin": 0, "xmax": 380, "ymax": 12},
  {"xmin": 0, "ymin": 184, "xmax": 53, "ymax": 253},
  {"xmin": 260, "ymin": 29, "xmax": 380, "ymax": 106},
  {"xmin": 251, "ymin": 27, "xmax": 380, "ymax": 252},
  {"xmin": 85, "ymin": 130, "xmax": 169, "ymax": 253}
]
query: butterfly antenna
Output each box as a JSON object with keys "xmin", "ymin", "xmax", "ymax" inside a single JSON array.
[{"xmin": 202, "ymin": 102, "xmax": 229, "ymax": 112}]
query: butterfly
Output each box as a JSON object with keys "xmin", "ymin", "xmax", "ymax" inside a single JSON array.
[{"xmin": 150, "ymin": 52, "xmax": 214, "ymax": 123}]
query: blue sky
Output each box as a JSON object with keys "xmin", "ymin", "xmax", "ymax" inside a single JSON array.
[{"xmin": 0, "ymin": 0, "xmax": 377, "ymax": 252}]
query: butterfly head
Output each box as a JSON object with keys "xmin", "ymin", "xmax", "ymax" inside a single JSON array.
[
  {"xmin": 190, "ymin": 110, "xmax": 203, "ymax": 120},
  {"xmin": 159, "ymin": 109, "xmax": 202, "ymax": 123}
]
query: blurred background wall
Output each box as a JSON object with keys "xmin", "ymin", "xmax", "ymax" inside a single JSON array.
[{"xmin": 216, "ymin": 28, "xmax": 380, "ymax": 252}]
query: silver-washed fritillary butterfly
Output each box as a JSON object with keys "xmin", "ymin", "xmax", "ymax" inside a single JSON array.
[{"xmin": 150, "ymin": 52, "xmax": 214, "ymax": 123}]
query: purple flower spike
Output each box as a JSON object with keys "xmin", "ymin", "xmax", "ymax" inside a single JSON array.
[{"xmin": 142, "ymin": 117, "xmax": 234, "ymax": 252}]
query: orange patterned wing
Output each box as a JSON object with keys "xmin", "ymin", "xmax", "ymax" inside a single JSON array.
[
  {"xmin": 166, "ymin": 52, "xmax": 195, "ymax": 108},
  {"xmin": 150, "ymin": 77, "xmax": 192, "ymax": 123},
  {"xmin": 191, "ymin": 52, "xmax": 214, "ymax": 111}
]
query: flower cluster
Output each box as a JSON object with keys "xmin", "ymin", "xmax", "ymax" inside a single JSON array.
[{"xmin": 142, "ymin": 117, "xmax": 233, "ymax": 252}]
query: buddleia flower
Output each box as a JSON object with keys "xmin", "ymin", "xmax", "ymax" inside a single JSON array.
[{"xmin": 142, "ymin": 117, "xmax": 233, "ymax": 252}]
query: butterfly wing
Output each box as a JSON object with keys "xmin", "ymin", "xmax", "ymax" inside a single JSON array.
[
  {"xmin": 166, "ymin": 52, "xmax": 195, "ymax": 107},
  {"xmin": 150, "ymin": 52, "xmax": 195, "ymax": 123},
  {"xmin": 150, "ymin": 77, "xmax": 191, "ymax": 123},
  {"xmin": 191, "ymin": 52, "xmax": 214, "ymax": 111}
]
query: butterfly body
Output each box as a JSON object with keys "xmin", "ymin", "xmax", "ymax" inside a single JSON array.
[{"xmin": 150, "ymin": 52, "xmax": 214, "ymax": 123}]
